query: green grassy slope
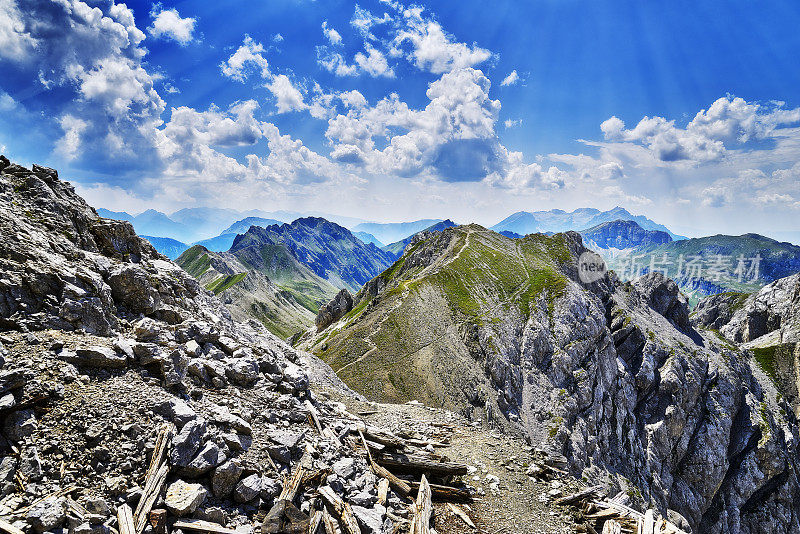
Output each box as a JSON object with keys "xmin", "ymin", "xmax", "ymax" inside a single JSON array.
[{"xmin": 306, "ymin": 225, "xmax": 573, "ymax": 404}]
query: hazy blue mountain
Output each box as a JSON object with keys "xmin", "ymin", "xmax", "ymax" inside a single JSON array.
[
  {"xmin": 230, "ymin": 217, "xmax": 395, "ymax": 292},
  {"xmin": 580, "ymin": 219, "xmax": 672, "ymax": 251},
  {"xmin": 140, "ymin": 235, "xmax": 190, "ymax": 260},
  {"xmin": 499, "ymin": 230, "xmax": 523, "ymax": 239},
  {"xmin": 222, "ymin": 217, "xmax": 283, "ymax": 236},
  {"xmin": 491, "ymin": 207, "xmax": 684, "ymax": 240},
  {"xmin": 353, "ymin": 231, "xmax": 384, "ymax": 247},
  {"xmin": 96, "ymin": 208, "xmax": 134, "ymax": 222},
  {"xmin": 588, "ymin": 223, "xmax": 800, "ymax": 306},
  {"xmin": 383, "ymin": 219, "xmax": 458, "ymax": 258},
  {"xmin": 194, "ymin": 233, "xmax": 238, "ymax": 252},
  {"xmin": 353, "ymin": 219, "xmax": 443, "ymax": 244}
]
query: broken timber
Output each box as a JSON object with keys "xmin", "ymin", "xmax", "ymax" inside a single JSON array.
[
  {"xmin": 374, "ymin": 451, "xmax": 468, "ymax": 477},
  {"xmin": 318, "ymin": 485, "xmax": 361, "ymax": 534},
  {"xmin": 134, "ymin": 424, "xmax": 173, "ymax": 534},
  {"xmin": 409, "ymin": 475, "xmax": 432, "ymax": 534}
]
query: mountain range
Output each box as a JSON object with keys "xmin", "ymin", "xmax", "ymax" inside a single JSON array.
[
  {"xmin": 4, "ymin": 157, "xmax": 800, "ymax": 533},
  {"xmin": 492, "ymin": 207, "xmax": 685, "ymax": 240},
  {"xmin": 174, "ymin": 217, "xmax": 395, "ymax": 336},
  {"xmin": 176, "ymin": 242, "xmax": 339, "ymax": 338},
  {"xmin": 292, "ymin": 222, "xmax": 800, "ymax": 532},
  {"xmin": 583, "ymin": 221, "xmax": 800, "ymax": 305}
]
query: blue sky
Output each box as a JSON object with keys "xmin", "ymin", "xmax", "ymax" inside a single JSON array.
[{"xmin": 1, "ymin": 0, "xmax": 800, "ymax": 240}]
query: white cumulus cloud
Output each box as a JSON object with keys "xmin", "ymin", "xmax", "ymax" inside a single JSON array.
[
  {"xmin": 500, "ymin": 70, "xmax": 519, "ymax": 86},
  {"xmin": 148, "ymin": 5, "xmax": 196, "ymax": 46}
]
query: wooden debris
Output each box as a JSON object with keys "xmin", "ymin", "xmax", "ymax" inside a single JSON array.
[
  {"xmin": 374, "ymin": 451, "xmax": 468, "ymax": 476},
  {"xmin": 304, "ymin": 400, "xmax": 324, "ymax": 434},
  {"xmin": 307, "ymin": 510, "xmax": 323, "ymax": 534},
  {"xmin": 358, "ymin": 430, "xmax": 411, "ymax": 496},
  {"xmin": 117, "ymin": 505, "xmax": 136, "ymax": 534},
  {"xmin": 280, "ymin": 461, "xmax": 307, "ymax": 502},
  {"xmin": 409, "ymin": 475, "xmax": 432, "ymax": 534},
  {"xmin": 133, "ymin": 424, "xmax": 173, "ymax": 534},
  {"xmin": 318, "ymin": 486, "xmax": 361, "ymax": 534},
  {"xmin": 642, "ymin": 510, "xmax": 655, "ymax": 534},
  {"xmin": 407, "ymin": 481, "xmax": 471, "ymax": 502},
  {"xmin": 377, "ymin": 478, "xmax": 390, "ymax": 506},
  {"xmin": 135, "ymin": 462, "xmax": 168, "ymax": 534},
  {"xmin": 148, "ymin": 509, "xmax": 167, "ymax": 534},
  {"xmin": 601, "ymin": 520, "xmax": 621, "ymax": 534},
  {"xmin": 0, "ymin": 518, "xmax": 24, "ymax": 534},
  {"xmin": 173, "ymin": 520, "xmax": 237, "ymax": 534},
  {"xmin": 321, "ymin": 508, "xmax": 337, "ymax": 534},
  {"xmin": 553, "ymin": 485, "xmax": 604, "ymax": 506},
  {"xmin": 447, "ymin": 503, "xmax": 475, "ymax": 529}
]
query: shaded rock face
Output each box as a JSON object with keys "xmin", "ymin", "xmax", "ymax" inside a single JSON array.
[
  {"xmin": 312, "ymin": 225, "xmax": 800, "ymax": 534},
  {"xmin": 509, "ymin": 257, "xmax": 800, "ymax": 534},
  {"xmin": 694, "ymin": 274, "xmax": 800, "ymax": 417},
  {"xmin": 315, "ymin": 289, "xmax": 354, "ymax": 332},
  {"xmin": 691, "ymin": 291, "xmax": 749, "ymax": 331},
  {"xmin": 0, "ymin": 161, "xmax": 211, "ymax": 335},
  {"xmin": 631, "ymin": 273, "xmax": 691, "ymax": 332},
  {"xmin": 707, "ymin": 274, "xmax": 800, "ymax": 344}
]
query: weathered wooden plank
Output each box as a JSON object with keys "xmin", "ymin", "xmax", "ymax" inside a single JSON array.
[
  {"xmin": 321, "ymin": 509, "xmax": 337, "ymax": 534},
  {"xmin": 304, "ymin": 400, "xmax": 324, "ymax": 434},
  {"xmin": 318, "ymin": 486, "xmax": 360, "ymax": 534},
  {"xmin": 553, "ymin": 485, "xmax": 604, "ymax": 506},
  {"xmin": 134, "ymin": 424, "xmax": 173, "ymax": 534},
  {"xmin": 134, "ymin": 462, "xmax": 169, "ymax": 534},
  {"xmin": 359, "ymin": 430, "xmax": 411, "ymax": 496},
  {"xmin": 307, "ymin": 510, "xmax": 323, "ymax": 534},
  {"xmin": 374, "ymin": 451, "xmax": 468, "ymax": 476},
  {"xmin": 642, "ymin": 510, "xmax": 654, "ymax": 534},
  {"xmin": 377, "ymin": 478, "xmax": 390, "ymax": 506},
  {"xmin": 409, "ymin": 475, "xmax": 432, "ymax": 534},
  {"xmin": 279, "ymin": 461, "xmax": 306, "ymax": 502},
  {"xmin": 0, "ymin": 518, "xmax": 25, "ymax": 534},
  {"xmin": 407, "ymin": 481, "xmax": 471, "ymax": 502},
  {"xmin": 117, "ymin": 504, "xmax": 135, "ymax": 534}
]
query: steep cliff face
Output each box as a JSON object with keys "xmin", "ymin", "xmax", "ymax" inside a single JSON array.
[
  {"xmin": 304, "ymin": 224, "xmax": 800, "ymax": 533},
  {"xmin": 694, "ymin": 274, "xmax": 800, "ymax": 418}
]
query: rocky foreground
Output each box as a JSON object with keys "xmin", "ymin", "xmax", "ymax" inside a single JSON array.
[{"xmin": 0, "ymin": 157, "xmax": 493, "ymax": 534}]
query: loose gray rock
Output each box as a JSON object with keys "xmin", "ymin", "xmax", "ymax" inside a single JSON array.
[
  {"xmin": 182, "ymin": 441, "xmax": 225, "ymax": 477},
  {"xmin": 26, "ymin": 495, "xmax": 66, "ymax": 533},
  {"xmin": 234, "ymin": 473, "xmax": 261, "ymax": 503},
  {"xmin": 165, "ymin": 480, "xmax": 208, "ymax": 516},
  {"xmin": 212, "ymin": 459, "xmax": 244, "ymax": 498},
  {"xmin": 170, "ymin": 418, "xmax": 207, "ymax": 467}
]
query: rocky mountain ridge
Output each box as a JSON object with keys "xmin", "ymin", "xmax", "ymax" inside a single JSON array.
[
  {"xmin": 175, "ymin": 244, "xmax": 339, "ymax": 339},
  {"xmin": 230, "ymin": 219, "xmax": 395, "ymax": 293},
  {"xmin": 301, "ymin": 223, "xmax": 800, "ymax": 533}
]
